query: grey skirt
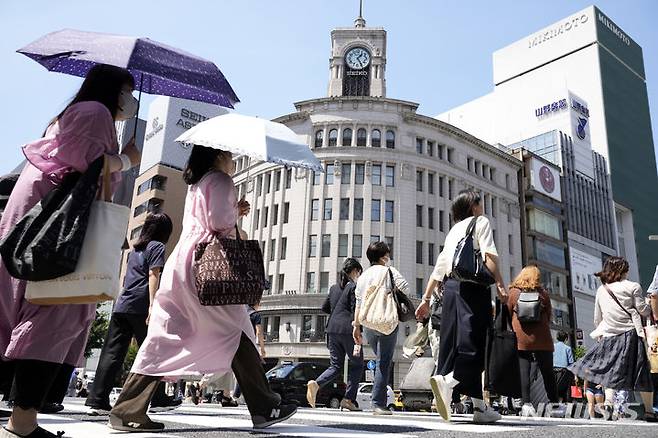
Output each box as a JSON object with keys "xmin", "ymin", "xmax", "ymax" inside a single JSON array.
[{"xmin": 568, "ymin": 329, "xmax": 652, "ymax": 392}]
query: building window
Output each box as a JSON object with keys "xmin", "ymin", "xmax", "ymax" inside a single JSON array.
[
  {"xmin": 321, "ymin": 234, "xmax": 331, "ymax": 257},
  {"xmin": 268, "ymin": 205, "xmax": 277, "ymax": 226},
  {"xmin": 371, "ymin": 199, "xmax": 381, "ymax": 222},
  {"xmin": 416, "ymin": 170, "xmax": 423, "ymax": 192},
  {"xmin": 311, "ymin": 199, "xmax": 319, "ymax": 221},
  {"xmin": 416, "ymin": 205, "xmax": 423, "ymax": 227},
  {"xmin": 439, "ymin": 210, "xmax": 445, "ymax": 232},
  {"xmin": 508, "ymin": 234, "xmax": 513, "ymax": 254},
  {"xmin": 256, "ymin": 175, "xmax": 263, "ymax": 196},
  {"xmin": 313, "ymin": 170, "xmax": 321, "ymax": 185},
  {"xmin": 416, "ymin": 241, "xmax": 423, "ymax": 264},
  {"xmin": 130, "ymin": 225, "xmax": 143, "ymax": 240},
  {"xmin": 385, "ymin": 165, "xmax": 395, "ymax": 187},
  {"xmin": 323, "ymin": 198, "xmax": 333, "ymax": 220},
  {"xmin": 271, "ymin": 316, "xmax": 280, "ymax": 341},
  {"xmin": 325, "ymin": 163, "xmax": 334, "ymax": 184},
  {"xmin": 353, "ymin": 198, "xmax": 364, "ymax": 220},
  {"xmin": 428, "ymin": 207, "xmax": 435, "ymax": 230},
  {"xmin": 491, "ymin": 197, "xmax": 497, "ymax": 218},
  {"xmin": 505, "ymin": 174, "xmax": 511, "ymax": 190},
  {"xmin": 357, "ymin": 128, "xmax": 367, "ymax": 146},
  {"xmin": 438, "ymin": 176, "xmax": 444, "ymax": 197},
  {"xmin": 370, "ymin": 235, "xmax": 380, "ymax": 244},
  {"xmin": 416, "ymin": 278, "xmax": 424, "ymax": 298},
  {"xmin": 283, "ymin": 202, "xmax": 290, "ymax": 223},
  {"xmin": 264, "ymin": 173, "xmax": 271, "ymax": 194},
  {"xmin": 308, "ymin": 235, "xmax": 317, "ymax": 257},
  {"xmin": 269, "ymin": 239, "xmax": 276, "ymax": 262},
  {"xmin": 428, "ymin": 243, "xmax": 435, "ymax": 265},
  {"xmin": 416, "ymin": 138, "xmax": 424, "ymax": 154},
  {"xmin": 320, "ymin": 272, "xmax": 330, "ymax": 294},
  {"xmin": 314, "ymin": 130, "xmax": 323, "ymax": 148},
  {"xmin": 353, "ymin": 234, "xmax": 362, "ymax": 258},
  {"xmin": 254, "ymin": 209, "xmax": 260, "ymax": 229},
  {"xmin": 340, "ymin": 198, "xmax": 350, "ymax": 220},
  {"xmin": 371, "ymin": 129, "xmax": 381, "ymax": 147},
  {"xmin": 372, "ymin": 164, "xmax": 381, "ymax": 185},
  {"xmin": 133, "ymin": 198, "xmax": 163, "ymax": 218},
  {"xmin": 342, "ymin": 128, "xmax": 352, "ymax": 146},
  {"xmin": 274, "ymin": 170, "xmax": 281, "ymax": 191},
  {"xmin": 428, "ymin": 173, "xmax": 434, "ymax": 194},
  {"xmin": 137, "ymin": 175, "xmax": 167, "ymax": 195},
  {"xmin": 385, "ymin": 201, "xmax": 394, "ymax": 223},
  {"xmin": 263, "ymin": 206, "xmax": 269, "ymax": 228},
  {"xmin": 338, "ymin": 234, "xmax": 348, "ymax": 257},
  {"xmin": 280, "ymin": 237, "xmax": 287, "ymax": 260},
  {"xmin": 386, "ymin": 130, "xmax": 395, "ymax": 148},
  {"xmin": 341, "ymin": 163, "xmax": 351, "ymax": 184},
  {"xmin": 355, "ymin": 164, "xmax": 365, "ymax": 184},
  {"xmin": 285, "ymin": 168, "xmax": 292, "ymax": 189},
  {"xmin": 385, "ymin": 236, "xmax": 394, "ymax": 259},
  {"xmin": 427, "ymin": 140, "xmax": 434, "ymax": 156},
  {"xmin": 437, "ymin": 144, "xmax": 444, "ymax": 159},
  {"xmin": 302, "ymin": 315, "xmax": 313, "ymax": 341},
  {"xmin": 307, "ymin": 272, "xmax": 316, "ymax": 293},
  {"xmin": 448, "ymin": 179, "xmax": 453, "ymax": 200},
  {"xmin": 277, "ymin": 274, "xmax": 285, "ymax": 294},
  {"xmin": 528, "ymin": 208, "xmax": 561, "ymax": 240},
  {"xmin": 447, "ymin": 147, "xmax": 454, "ymax": 163},
  {"xmin": 316, "ymin": 315, "xmax": 327, "ymax": 340},
  {"xmin": 328, "ymin": 129, "xmax": 338, "ymax": 147}
]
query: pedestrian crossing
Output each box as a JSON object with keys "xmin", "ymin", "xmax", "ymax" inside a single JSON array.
[{"xmin": 13, "ymin": 401, "xmax": 658, "ymax": 438}]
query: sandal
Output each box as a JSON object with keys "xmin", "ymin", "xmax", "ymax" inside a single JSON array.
[{"xmin": 642, "ymin": 411, "xmax": 658, "ymax": 422}]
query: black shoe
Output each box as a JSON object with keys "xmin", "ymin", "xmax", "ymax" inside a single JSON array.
[
  {"xmin": 1, "ymin": 426, "xmax": 65, "ymax": 437},
  {"xmin": 251, "ymin": 403, "xmax": 297, "ymax": 429},
  {"xmin": 0, "ymin": 409, "xmax": 10, "ymax": 418},
  {"xmin": 108, "ymin": 413, "xmax": 165, "ymax": 432},
  {"xmin": 39, "ymin": 403, "xmax": 64, "ymax": 414},
  {"xmin": 85, "ymin": 403, "xmax": 112, "ymax": 416},
  {"xmin": 149, "ymin": 397, "xmax": 182, "ymax": 413},
  {"xmin": 221, "ymin": 398, "xmax": 238, "ymax": 408}
]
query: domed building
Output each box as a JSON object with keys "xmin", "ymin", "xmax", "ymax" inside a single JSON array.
[{"xmin": 233, "ymin": 11, "xmax": 523, "ymax": 386}]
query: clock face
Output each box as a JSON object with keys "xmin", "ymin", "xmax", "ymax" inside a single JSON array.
[{"xmin": 345, "ymin": 47, "xmax": 370, "ymax": 70}]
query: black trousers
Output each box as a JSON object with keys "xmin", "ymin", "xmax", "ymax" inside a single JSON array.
[
  {"xmin": 518, "ymin": 350, "xmax": 559, "ymax": 404},
  {"xmin": 86, "ymin": 313, "xmax": 167, "ymax": 409},
  {"xmin": 9, "ymin": 360, "xmax": 74, "ymax": 410},
  {"xmin": 316, "ymin": 333, "xmax": 363, "ymax": 401},
  {"xmin": 0, "ymin": 359, "xmax": 14, "ymax": 397},
  {"xmin": 436, "ymin": 279, "xmax": 492, "ymax": 399}
]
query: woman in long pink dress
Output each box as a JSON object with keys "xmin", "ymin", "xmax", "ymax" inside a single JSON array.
[
  {"xmin": 109, "ymin": 145, "xmax": 297, "ymax": 432},
  {"xmin": 0, "ymin": 64, "xmax": 141, "ymax": 438}
]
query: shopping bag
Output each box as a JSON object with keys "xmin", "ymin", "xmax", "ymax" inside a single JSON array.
[
  {"xmin": 485, "ymin": 302, "xmax": 522, "ymax": 397},
  {"xmin": 644, "ymin": 322, "xmax": 658, "ymax": 373},
  {"xmin": 25, "ymin": 159, "xmax": 129, "ymax": 304},
  {"xmin": 360, "ymin": 269, "xmax": 398, "ymax": 335},
  {"xmin": 570, "ymin": 385, "xmax": 584, "ymax": 399}
]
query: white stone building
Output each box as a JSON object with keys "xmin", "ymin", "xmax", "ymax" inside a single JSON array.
[{"xmin": 234, "ymin": 12, "xmax": 522, "ymax": 387}]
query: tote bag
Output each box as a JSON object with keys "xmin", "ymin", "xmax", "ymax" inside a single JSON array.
[
  {"xmin": 360, "ymin": 269, "xmax": 399, "ymax": 335},
  {"xmin": 485, "ymin": 302, "xmax": 522, "ymax": 397},
  {"xmin": 645, "ymin": 321, "xmax": 658, "ymax": 373},
  {"xmin": 25, "ymin": 158, "xmax": 130, "ymax": 304}
]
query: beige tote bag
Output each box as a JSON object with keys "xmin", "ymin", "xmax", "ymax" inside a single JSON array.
[
  {"xmin": 25, "ymin": 158, "xmax": 130, "ymax": 305},
  {"xmin": 360, "ymin": 269, "xmax": 399, "ymax": 335},
  {"xmin": 645, "ymin": 321, "xmax": 658, "ymax": 373}
]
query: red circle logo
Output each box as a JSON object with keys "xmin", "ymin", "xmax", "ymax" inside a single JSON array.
[{"xmin": 539, "ymin": 166, "xmax": 555, "ymax": 193}]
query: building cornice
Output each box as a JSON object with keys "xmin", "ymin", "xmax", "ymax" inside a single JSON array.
[{"xmin": 292, "ymin": 96, "xmax": 420, "ymax": 113}]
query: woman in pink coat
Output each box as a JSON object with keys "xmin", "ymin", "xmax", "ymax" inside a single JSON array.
[
  {"xmin": 109, "ymin": 145, "xmax": 297, "ymax": 432},
  {"xmin": 0, "ymin": 64, "xmax": 141, "ymax": 438}
]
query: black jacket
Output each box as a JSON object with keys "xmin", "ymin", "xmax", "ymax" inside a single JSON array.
[{"xmin": 322, "ymin": 281, "xmax": 357, "ymax": 335}]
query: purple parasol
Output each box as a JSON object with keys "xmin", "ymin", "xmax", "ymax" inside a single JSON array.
[{"xmin": 17, "ymin": 29, "xmax": 239, "ymax": 108}]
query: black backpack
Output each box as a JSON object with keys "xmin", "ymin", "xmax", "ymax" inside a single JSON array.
[{"xmin": 515, "ymin": 290, "xmax": 542, "ymax": 323}]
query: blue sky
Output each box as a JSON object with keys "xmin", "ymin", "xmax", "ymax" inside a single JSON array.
[{"xmin": 0, "ymin": 0, "xmax": 656, "ymax": 175}]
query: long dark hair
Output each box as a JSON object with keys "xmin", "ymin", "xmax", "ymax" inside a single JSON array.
[
  {"xmin": 52, "ymin": 64, "xmax": 134, "ymax": 126},
  {"xmin": 339, "ymin": 258, "xmax": 363, "ymax": 289},
  {"xmin": 134, "ymin": 213, "xmax": 173, "ymax": 251},
  {"xmin": 451, "ymin": 190, "xmax": 482, "ymax": 222},
  {"xmin": 183, "ymin": 145, "xmax": 231, "ymax": 185}
]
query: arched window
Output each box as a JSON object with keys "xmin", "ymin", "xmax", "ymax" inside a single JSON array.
[
  {"xmin": 328, "ymin": 129, "xmax": 338, "ymax": 147},
  {"xmin": 386, "ymin": 130, "xmax": 395, "ymax": 148},
  {"xmin": 371, "ymin": 129, "xmax": 381, "ymax": 147},
  {"xmin": 342, "ymin": 128, "xmax": 353, "ymax": 146},
  {"xmin": 315, "ymin": 130, "xmax": 324, "ymax": 148},
  {"xmin": 357, "ymin": 128, "xmax": 367, "ymax": 147}
]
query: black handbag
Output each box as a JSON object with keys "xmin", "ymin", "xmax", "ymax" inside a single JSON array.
[
  {"xmin": 451, "ymin": 217, "xmax": 496, "ymax": 286},
  {"xmin": 0, "ymin": 157, "xmax": 104, "ymax": 281},
  {"xmin": 485, "ymin": 301, "xmax": 522, "ymax": 397},
  {"xmin": 194, "ymin": 225, "xmax": 266, "ymax": 306},
  {"xmin": 389, "ymin": 268, "xmax": 415, "ymax": 322}
]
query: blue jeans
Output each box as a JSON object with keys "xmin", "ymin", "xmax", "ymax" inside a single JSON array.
[
  {"xmin": 316, "ymin": 333, "xmax": 364, "ymax": 402},
  {"xmin": 364, "ymin": 326, "xmax": 398, "ymax": 408}
]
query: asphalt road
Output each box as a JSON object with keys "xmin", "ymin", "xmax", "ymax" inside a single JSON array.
[{"xmin": 3, "ymin": 398, "xmax": 657, "ymax": 438}]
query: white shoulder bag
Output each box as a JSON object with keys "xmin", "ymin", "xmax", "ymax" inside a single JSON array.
[{"xmin": 359, "ymin": 269, "xmax": 399, "ymax": 335}]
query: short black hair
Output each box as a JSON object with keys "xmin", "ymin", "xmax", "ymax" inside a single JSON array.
[
  {"xmin": 134, "ymin": 213, "xmax": 173, "ymax": 251},
  {"xmin": 451, "ymin": 190, "xmax": 482, "ymax": 222},
  {"xmin": 366, "ymin": 241, "xmax": 390, "ymax": 265},
  {"xmin": 557, "ymin": 331, "xmax": 569, "ymax": 342}
]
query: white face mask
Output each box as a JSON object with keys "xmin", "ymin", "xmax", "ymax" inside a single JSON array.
[{"xmin": 117, "ymin": 90, "xmax": 138, "ymax": 121}]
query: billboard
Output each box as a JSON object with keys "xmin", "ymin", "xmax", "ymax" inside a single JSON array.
[
  {"xmin": 529, "ymin": 157, "xmax": 561, "ymax": 201},
  {"xmin": 569, "ymin": 246, "xmax": 602, "ymax": 296}
]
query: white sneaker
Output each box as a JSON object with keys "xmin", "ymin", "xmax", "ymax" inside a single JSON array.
[
  {"xmin": 520, "ymin": 404, "xmax": 536, "ymax": 418},
  {"xmin": 429, "ymin": 375, "xmax": 452, "ymax": 421},
  {"xmin": 473, "ymin": 405, "xmax": 502, "ymax": 424}
]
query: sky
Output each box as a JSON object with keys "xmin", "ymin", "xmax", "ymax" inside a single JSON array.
[{"xmin": 0, "ymin": 0, "xmax": 657, "ymax": 175}]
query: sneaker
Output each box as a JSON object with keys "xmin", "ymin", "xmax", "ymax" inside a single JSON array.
[
  {"xmin": 473, "ymin": 405, "xmax": 502, "ymax": 424},
  {"xmin": 39, "ymin": 403, "xmax": 64, "ymax": 414},
  {"xmin": 149, "ymin": 397, "xmax": 182, "ymax": 413},
  {"xmin": 251, "ymin": 404, "xmax": 297, "ymax": 429},
  {"xmin": 452, "ymin": 401, "xmax": 466, "ymax": 415},
  {"xmin": 339, "ymin": 399, "xmax": 361, "ymax": 412},
  {"xmin": 221, "ymin": 397, "xmax": 239, "ymax": 408},
  {"xmin": 373, "ymin": 406, "xmax": 393, "ymax": 416},
  {"xmin": 306, "ymin": 380, "xmax": 319, "ymax": 408},
  {"xmin": 429, "ymin": 375, "xmax": 451, "ymax": 422},
  {"xmin": 108, "ymin": 413, "xmax": 165, "ymax": 432},
  {"xmin": 86, "ymin": 405, "xmax": 112, "ymax": 416},
  {"xmin": 520, "ymin": 404, "xmax": 536, "ymax": 418}
]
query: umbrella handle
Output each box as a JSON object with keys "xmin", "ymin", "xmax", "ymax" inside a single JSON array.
[{"xmin": 132, "ymin": 73, "xmax": 144, "ymax": 140}]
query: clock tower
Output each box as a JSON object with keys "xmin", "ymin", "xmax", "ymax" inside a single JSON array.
[{"xmin": 327, "ymin": 2, "xmax": 386, "ymax": 97}]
